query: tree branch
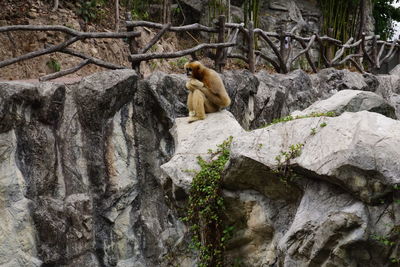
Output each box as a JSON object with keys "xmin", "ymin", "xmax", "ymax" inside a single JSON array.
[
  {"xmin": 290, "ymin": 35, "xmax": 317, "ymax": 71},
  {"xmin": 256, "ymin": 29, "xmax": 287, "ymax": 73},
  {"xmin": 0, "ymin": 25, "xmax": 140, "ymax": 38},
  {"xmin": 255, "ymin": 50, "xmax": 280, "ymax": 72},
  {"xmin": 126, "ymin": 20, "xmax": 218, "ymax": 32},
  {"xmin": 129, "ymin": 42, "xmax": 235, "ymax": 62},
  {"xmin": 0, "ymin": 36, "xmax": 80, "ymax": 68},
  {"xmin": 50, "ymin": 46, "xmax": 127, "ymax": 69},
  {"xmin": 39, "ymin": 59, "xmax": 90, "ymax": 81},
  {"xmin": 139, "ymin": 23, "xmax": 171, "ymax": 54}
]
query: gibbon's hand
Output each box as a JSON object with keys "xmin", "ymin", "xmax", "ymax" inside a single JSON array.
[{"xmin": 185, "ymin": 78, "xmax": 204, "ymax": 92}]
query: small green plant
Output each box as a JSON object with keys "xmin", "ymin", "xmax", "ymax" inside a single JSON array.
[
  {"xmin": 183, "ymin": 136, "xmax": 233, "ymax": 267},
  {"xmin": 274, "ymin": 143, "xmax": 304, "ymax": 183},
  {"xmin": 310, "ymin": 128, "xmax": 317, "ymax": 135},
  {"xmin": 176, "ymin": 57, "xmax": 189, "ymax": 69},
  {"xmin": 372, "ymin": 234, "xmax": 395, "ymax": 246},
  {"xmin": 150, "ymin": 44, "xmax": 159, "ymax": 52},
  {"xmin": 169, "ymin": 57, "xmax": 189, "ymax": 69},
  {"xmin": 320, "ymin": 122, "xmax": 327, "ymax": 128},
  {"xmin": 263, "ymin": 111, "xmax": 336, "ymax": 128},
  {"xmin": 131, "ymin": 9, "xmax": 149, "ymax": 20},
  {"xmin": 77, "ymin": 0, "xmax": 106, "ymax": 23},
  {"xmin": 46, "ymin": 58, "xmax": 61, "ymax": 72},
  {"xmin": 149, "ymin": 60, "xmax": 158, "ymax": 71}
]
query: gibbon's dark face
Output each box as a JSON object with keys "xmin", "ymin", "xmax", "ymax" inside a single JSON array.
[
  {"xmin": 184, "ymin": 61, "xmax": 201, "ymax": 78},
  {"xmin": 185, "ymin": 66, "xmax": 193, "ymax": 77}
]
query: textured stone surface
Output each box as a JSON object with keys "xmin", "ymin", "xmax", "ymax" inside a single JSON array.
[
  {"xmin": 160, "ymin": 110, "xmax": 244, "ymax": 193},
  {"xmin": 231, "ymin": 111, "xmax": 400, "ymax": 203},
  {"xmin": 163, "ymin": 110, "xmax": 400, "ymax": 266},
  {"xmin": 292, "ymin": 89, "xmax": 396, "ymax": 119},
  {"xmin": 1, "ymin": 67, "xmax": 400, "ymax": 267}
]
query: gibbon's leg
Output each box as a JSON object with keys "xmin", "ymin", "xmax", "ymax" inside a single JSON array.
[
  {"xmin": 187, "ymin": 91, "xmax": 196, "ymax": 117},
  {"xmin": 204, "ymin": 98, "xmax": 220, "ymax": 113},
  {"xmin": 198, "ymin": 86, "xmax": 231, "ymax": 108},
  {"xmin": 188, "ymin": 90, "xmax": 206, "ymax": 123}
]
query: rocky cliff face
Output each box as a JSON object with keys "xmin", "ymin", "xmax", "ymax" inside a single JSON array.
[{"xmin": 0, "ymin": 67, "xmax": 399, "ymax": 266}]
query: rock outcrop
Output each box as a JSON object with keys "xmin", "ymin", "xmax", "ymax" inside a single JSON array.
[
  {"xmin": 291, "ymin": 89, "xmax": 396, "ymax": 118},
  {"xmin": 0, "ymin": 67, "xmax": 399, "ymax": 266},
  {"xmin": 163, "ymin": 110, "xmax": 400, "ymax": 266}
]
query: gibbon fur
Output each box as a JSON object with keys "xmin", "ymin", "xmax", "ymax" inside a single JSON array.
[{"xmin": 184, "ymin": 61, "xmax": 231, "ymax": 122}]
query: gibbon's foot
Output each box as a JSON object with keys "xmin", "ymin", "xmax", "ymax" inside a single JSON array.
[
  {"xmin": 188, "ymin": 116, "xmax": 206, "ymax": 123},
  {"xmin": 189, "ymin": 111, "xmax": 196, "ymax": 117}
]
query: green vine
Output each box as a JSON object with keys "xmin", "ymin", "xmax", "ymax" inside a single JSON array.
[
  {"xmin": 263, "ymin": 111, "xmax": 336, "ymax": 128},
  {"xmin": 183, "ymin": 136, "xmax": 233, "ymax": 267},
  {"xmin": 274, "ymin": 143, "xmax": 304, "ymax": 183}
]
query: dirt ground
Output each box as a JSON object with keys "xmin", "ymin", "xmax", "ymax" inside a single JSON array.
[{"xmin": 0, "ymin": 0, "xmax": 192, "ymax": 81}]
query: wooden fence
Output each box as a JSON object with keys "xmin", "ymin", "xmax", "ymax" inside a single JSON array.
[{"xmin": 1, "ymin": 15, "xmax": 400, "ymax": 81}]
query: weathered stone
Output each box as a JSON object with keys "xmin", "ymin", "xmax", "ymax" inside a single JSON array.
[
  {"xmin": 223, "ymin": 70, "xmax": 259, "ymax": 129},
  {"xmin": 230, "ymin": 111, "xmax": 400, "ymax": 203},
  {"xmin": 2, "ymin": 67, "xmax": 400, "ymax": 267},
  {"xmin": 160, "ymin": 110, "xmax": 244, "ymax": 194},
  {"xmin": 291, "ymin": 89, "xmax": 397, "ymax": 119},
  {"xmin": 163, "ymin": 109, "xmax": 400, "ymax": 266},
  {"xmin": 0, "ymin": 130, "xmax": 42, "ymax": 267}
]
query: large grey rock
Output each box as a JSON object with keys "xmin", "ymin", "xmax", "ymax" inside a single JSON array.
[
  {"xmin": 292, "ymin": 89, "xmax": 397, "ymax": 119},
  {"xmin": 160, "ymin": 110, "xmax": 244, "ymax": 194},
  {"xmin": 223, "ymin": 70, "xmax": 259, "ymax": 129},
  {"xmin": 2, "ymin": 68, "xmax": 400, "ymax": 267},
  {"xmin": 311, "ymin": 68, "xmax": 375, "ymax": 94},
  {"xmin": 0, "ymin": 130, "xmax": 42, "ymax": 267},
  {"xmin": 0, "ymin": 70, "xmax": 187, "ymax": 267},
  {"xmin": 163, "ymin": 109, "xmax": 400, "ymax": 266},
  {"xmin": 230, "ymin": 111, "xmax": 400, "ymax": 203}
]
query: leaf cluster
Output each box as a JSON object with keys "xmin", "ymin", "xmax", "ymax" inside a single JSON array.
[
  {"xmin": 274, "ymin": 143, "xmax": 304, "ymax": 183},
  {"xmin": 183, "ymin": 136, "xmax": 233, "ymax": 267},
  {"xmin": 373, "ymin": 0, "xmax": 400, "ymax": 40},
  {"xmin": 263, "ymin": 111, "xmax": 336, "ymax": 128}
]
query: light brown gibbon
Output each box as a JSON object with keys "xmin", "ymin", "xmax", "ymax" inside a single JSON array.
[{"xmin": 184, "ymin": 61, "xmax": 231, "ymax": 123}]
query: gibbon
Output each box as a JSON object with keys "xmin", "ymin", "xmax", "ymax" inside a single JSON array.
[{"xmin": 184, "ymin": 61, "xmax": 231, "ymax": 123}]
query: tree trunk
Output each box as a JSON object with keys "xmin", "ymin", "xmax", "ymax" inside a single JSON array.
[
  {"xmin": 163, "ymin": 0, "xmax": 171, "ymax": 24},
  {"xmin": 115, "ymin": 0, "xmax": 120, "ymax": 32},
  {"xmin": 52, "ymin": 0, "xmax": 59, "ymax": 12},
  {"xmin": 358, "ymin": 0, "xmax": 365, "ymax": 39}
]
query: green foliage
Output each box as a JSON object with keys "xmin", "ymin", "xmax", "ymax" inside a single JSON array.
[
  {"xmin": 310, "ymin": 128, "xmax": 317, "ymax": 135},
  {"xmin": 274, "ymin": 143, "xmax": 304, "ymax": 183},
  {"xmin": 373, "ymin": 234, "xmax": 395, "ymax": 246},
  {"xmin": 46, "ymin": 58, "xmax": 61, "ymax": 72},
  {"xmin": 149, "ymin": 60, "xmax": 158, "ymax": 70},
  {"xmin": 243, "ymin": 0, "xmax": 261, "ymax": 28},
  {"xmin": 373, "ymin": 0, "xmax": 400, "ymax": 40},
  {"xmin": 129, "ymin": 0, "xmax": 161, "ymax": 21},
  {"xmin": 208, "ymin": 0, "xmax": 227, "ymax": 25},
  {"xmin": 169, "ymin": 57, "xmax": 189, "ymax": 69},
  {"xmin": 372, "ymin": 225, "xmax": 400, "ymax": 263},
  {"xmin": 183, "ymin": 136, "xmax": 233, "ymax": 267},
  {"xmin": 77, "ymin": 0, "xmax": 107, "ymax": 23},
  {"xmin": 320, "ymin": 122, "xmax": 328, "ymax": 127},
  {"xmin": 318, "ymin": 0, "xmax": 400, "ymax": 41},
  {"xmin": 263, "ymin": 111, "xmax": 336, "ymax": 128},
  {"xmin": 317, "ymin": 0, "xmax": 360, "ymax": 43}
]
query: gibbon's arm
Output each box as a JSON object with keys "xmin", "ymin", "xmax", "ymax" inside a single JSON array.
[
  {"xmin": 186, "ymin": 79, "xmax": 204, "ymax": 92},
  {"xmin": 198, "ymin": 84, "xmax": 231, "ymax": 107}
]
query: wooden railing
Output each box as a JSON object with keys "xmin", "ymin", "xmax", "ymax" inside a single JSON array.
[{"xmin": 1, "ymin": 15, "xmax": 400, "ymax": 81}]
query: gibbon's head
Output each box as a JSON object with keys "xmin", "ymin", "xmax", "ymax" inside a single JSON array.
[{"xmin": 184, "ymin": 61, "xmax": 204, "ymax": 79}]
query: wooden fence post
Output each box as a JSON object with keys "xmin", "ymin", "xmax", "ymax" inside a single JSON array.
[
  {"xmin": 126, "ymin": 12, "xmax": 141, "ymax": 74},
  {"xmin": 248, "ymin": 20, "xmax": 255, "ymax": 73},
  {"xmin": 372, "ymin": 35, "xmax": 378, "ymax": 70},
  {"xmin": 215, "ymin": 15, "xmax": 226, "ymax": 72},
  {"xmin": 327, "ymin": 27, "xmax": 334, "ymax": 64}
]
